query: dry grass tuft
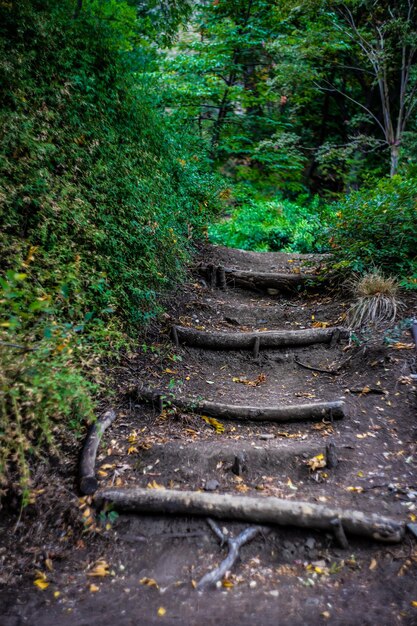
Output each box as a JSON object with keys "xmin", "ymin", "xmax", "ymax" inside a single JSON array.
[{"xmin": 347, "ymin": 272, "xmax": 402, "ymax": 329}]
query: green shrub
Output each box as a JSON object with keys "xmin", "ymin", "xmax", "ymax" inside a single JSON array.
[
  {"xmin": 328, "ymin": 176, "xmax": 417, "ymax": 287},
  {"xmin": 0, "ymin": 0, "xmax": 220, "ymax": 497},
  {"xmin": 209, "ymin": 191, "xmax": 331, "ymax": 253}
]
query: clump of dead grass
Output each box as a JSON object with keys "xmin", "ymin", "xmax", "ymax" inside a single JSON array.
[{"xmin": 347, "ymin": 272, "xmax": 402, "ymax": 329}]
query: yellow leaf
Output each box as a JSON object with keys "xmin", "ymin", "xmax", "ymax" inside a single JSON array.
[
  {"xmin": 357, "ymin": 471, "xmax": 364, "ymax": 477},
  {"xmin": 53, "ymin": 591, "xmax": 61, "ymax": 598},
  {"xmin": 140, "ymin": 577, "xmax": 159, "ymax": 589},
  {"xmin": 306, "ymin": 453, "xmax": 326, "ymax": 472},
  {"xmin": 312, "ymin": 321, "xmax": 330, "ymax": 328},
  {"xmin": 147, "ymin": 480, "xmax": 165, "ymax": 490},
  {"xmin": 89, "ymin": 584, "xmax": 100, "ymax": 593},
  {"xmin": 346, "ymin": 486, "xmax": 364, "ymax": 493},
  {"xmin": 232, "ymin": 373, "xmax": 266, "ymax": 387},
  {"xmin": 411, "ymin": 601, "xmax": 417, "ymax": 608},
  {"xmin": 191, "ymin": 579, "xmax": 197, "ymax": 589},
  {"xmin": 97, "ymin": 470, "xmax": 108, "ymax": 477},
  {"xmin": 409, "ymin": 513, "xmax": 417, "ymax": 522},
  {"xmin": 201, "ymin": 415, "xmax": 225, "ymax": 434},
  {"xmin": 127, "ymin": 446, "xmax": 138, "ymax": 455},
  {"xmin": 163, "ymin": 368, "xmax": 177, "ymax": 374},
  {"xmin": 88, "ymin": 560, "xmax": 110, "ymax": 577},
  {"xmin": 157, "ymin": 607, "xmax": 166, "ymax": 617},
  {"xmin": 34, "ymin": 579, "xmax": 49, "ymax": 590},
  {"xmin": 369, "ymin": 558, "xmax": 377, "ymax": 571},
  {"xmin": 392, "ymin": 342, "xmax": 414, "ymax": 350},
  {"xmin": 222, "ymin": 579, "xmax": 234, "ymax": 588}
]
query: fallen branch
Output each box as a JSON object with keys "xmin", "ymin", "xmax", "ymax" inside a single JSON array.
[
  {"xmin": 96, "ymin": 487, "xmax": 405, "ymax": 543},
  {"xmin": 197, "ymin": 519, "xmax": 270, "ymax": 590},
  {"xmin": 135, "ymin": 388, "xmax": 345, "ymax": 423},
  {"xmin": 294, "ymin": 351, "xmax": 356, "ymax": 376},
  {"xmin": 79, "ymin": 409, "xmax": 116, "ymax": 495},
  {"xmin": 172, "ymin": 325, "xmax": 346, "ymax": 351}
]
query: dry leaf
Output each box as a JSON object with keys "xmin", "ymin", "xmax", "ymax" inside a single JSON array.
[
  {"xmin": 201, "ymin": 415, "xmax": 225, "ymax": 433},
  {"xmin": 34, "ymin": 571, "xmax": 49, "ymax": 590},
  {"xmin": 88, "ymin": 560, "xmax": 110, "ymax": 577},
  {"xmin": 89, "ymin": 584, "xmax": 100, "ymax": 592},
  {"xmin": 306, "ymin": 453, "xmax": 326, "ymax": 472},
  {"xmin": 369, "ymin": 558, "xmax": 377, "ymax": 571},
  {"xmin": 346, "ymin": 486, "xmax": 364, "ymax": 493},
  {"xmin": 222, "ymin": 579, "xmax": 234, "ymax": 588},
  {"xmin": 147, "ymin": 480, "xmax": 165, "ymax": 490},
  {"xmin": 140, "ymin": 577, "xmax": 159, "ymax": 589},
  {"xmin": 391, "ymin": 342, "xmax": 414, "ymax": 350},
  {"xmin": 312, "ymin": 321, "xmax": 330, "ymax": 328},
  {"xmin": 127, "ymin": 446, "xmax": 138, "ymax": 455},
  {"xmin": 232, "ymin": 373, "xmax": 266, "ymax": 387},
  {"xmin": 157, "ymin": 607, "xmax": 166, "ymax": 617}
]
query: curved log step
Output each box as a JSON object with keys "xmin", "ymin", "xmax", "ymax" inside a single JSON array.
[
  {"xmin": 135, "ymin": 388, "xmax": 345, "ymax": 423},
  {"xmin": 172, "ymin": 324, "xmax": 347, "ymax": 351},
  {"xmin": 95, "ymin": 487, "xmax": 405, "ymax": 543},
  {"xmin": 199, "ymin": 264, "xmax": 315, "ymax": 292},
  {"xmin": 79, "ymin": 409, "xmax": 116, "ymax": 495}
]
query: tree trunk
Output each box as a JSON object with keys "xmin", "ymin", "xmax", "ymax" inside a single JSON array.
[{"xmin": 390, "ymin": 143, "xmax": 400, "ymax": 176}]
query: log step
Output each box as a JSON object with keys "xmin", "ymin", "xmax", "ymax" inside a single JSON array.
[
  {"xmin": 172, "ymin": 324, "xmax": 347, "ymax": 351},
  {"xmin": 135, "ymin": 388, "xmax": 345, "ymax": 423},
  {"xmin": 199, "ymin": 265, "xmax": 313, "ymax": 292},
  {"xmin": 95, "ymin": 487, "xmax": 405, "ymax": 543}
]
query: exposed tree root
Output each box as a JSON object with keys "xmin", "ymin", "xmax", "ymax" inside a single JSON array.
[
  {"xmin": 197, "ymin": 519, "xmax": 271, "ymax": 590},
  {"xmin": 95, "ymin": 487, "xmax": 405, "ymax": 542},
  {"xmin": 79, "ymin": 409, "xmax": 116, "ymax": 495},
  {"xmin": 134, "ymin": 388, "xmax": 345, "ymax": 423},
  {"xmin": 172, "ymin": 325, "xmax": 346, "ymax": 351}
]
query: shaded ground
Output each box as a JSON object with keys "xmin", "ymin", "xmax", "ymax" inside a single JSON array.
[{"xmin": 1, "ymin": 245, "xmax": 417, "ymax": 625}]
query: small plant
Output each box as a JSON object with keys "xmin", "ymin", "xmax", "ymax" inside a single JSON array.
[{"xmin": 347, "ymin": 272, "xmax": 402, "ymax": 329}]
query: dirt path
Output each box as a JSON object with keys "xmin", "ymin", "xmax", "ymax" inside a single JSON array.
[{"xmin": 1, "ymin": 245, "xmax": 417, "ymax": 625}]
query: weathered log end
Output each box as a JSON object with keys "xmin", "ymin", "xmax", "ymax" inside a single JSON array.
[{"xmin": 80, "ymin": 475, "xmax": 99, "ymax": 496}]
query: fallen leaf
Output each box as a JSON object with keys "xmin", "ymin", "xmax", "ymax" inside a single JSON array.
[
  {"xmin": 201, "ymin": 415, "xmax": 225, "ymax": 434},
  {"xmin": 53, "ymin": 591, "xmax": 61, "ymax": 598},
  {"xmin": 88, "ymin": 560, "xmax": 110, "ymax": 577},
  {"xmin": 140, "ymin": 577, "xmax": 159, "ymax": 589},
  {"xmin": 312, "ymin": 321, "xmax": 330, "ymax": 328},
  {"xmin": 157, "ymin": 607, "xmax": 166, "ymax": 617},
  {"xmin": 232, "ymin": 373, "xmax": 266, "ymax": 387},
  {"xmin": 34, "ymin": 571, "xmax": 49, "ymax": 590},
  {"xmin": 127, "ymin": 446, "xmax": 138, "ymax": 455},
  {"xmin": 89, "ymin": 584, "xmax": 100, "ymax": 593},
  {"xmin": 411, "ymin": 601, "xmax": 417, "ymax": 608},
  {"xmin": 369, "ymin": 558, "xmax": 377, "ymax": 571},
  {"xmin": 222, "ymin": 579, "xmax": 234, "ymax": 588},
  {"xmin": 147, "ymin": 480, "xmax": 165, "ymax": 490},
  {"xmin": 346, "ymin": 486, "xmax": 364, "ymax": 493},
  {"xmin": 306, "ymin": 453, "xmax": 326, "ymax": 472}
]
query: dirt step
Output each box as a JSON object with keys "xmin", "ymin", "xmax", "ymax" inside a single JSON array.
[
  {"xmin": 200, "ymin": 265, "xmax": 312, "ymax": 293},
  {"xmin": 134, "ymin": 439, "xmax": 327, "ymax": 482}
]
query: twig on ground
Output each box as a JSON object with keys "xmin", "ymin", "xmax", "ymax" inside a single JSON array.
[{"xmin": 197, "ymin": 519, "xmax": 270, "ymax": 590}]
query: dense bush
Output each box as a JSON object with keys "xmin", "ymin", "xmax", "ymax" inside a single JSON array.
[
  {"xmin": 209, "ymin": 189, "xmax": 331, "ymax": 253},
  {"xmin": 0, "ymin": 0, "xmax": 219, "ymax": 497},
  {"xmin": 328, "ymin": 176, "xmax": 417, "ymax": 287}
]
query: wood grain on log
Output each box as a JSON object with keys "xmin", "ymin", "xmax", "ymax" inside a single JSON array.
[
  {"xmin": 172, "ymin": 325, "xmax": 346, "ymax": 350},
  {"xmin": 79, "ymin": 409, "xmax": 116, "ymax": 495},
  {"xmin": 96, "ymin": 487, "xmax": 404, "ymax": 543},
  {"xmin": 135, "ymin": 388, "xmax": 345, "ymax": 423}
]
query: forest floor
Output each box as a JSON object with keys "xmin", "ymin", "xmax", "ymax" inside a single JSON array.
[{"xmin": 1, "ymin": 244, "xmax": 417, "ymax": 625}]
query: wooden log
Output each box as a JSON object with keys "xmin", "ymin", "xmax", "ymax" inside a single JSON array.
[
  {"xmin": 199, "ymin": 265, "xmax": 312, "ymax": 292},
  {"xmin": 95, "ymin": 487, "xmax": 405, "ymax": 543},
  {"xmin": 136, "ymin": 388, "xmax": 345, "ymax": 423},
  {"xmin": 173, "ymin": 325, "xmax": 346, "ymax": 351},
  {"xmin": 217, "ymin": 266, "xmax": 226, "ymax": 290},
  {"xmin": 79, "ymin": 409, "xmax": 116, "ymax": 495}
]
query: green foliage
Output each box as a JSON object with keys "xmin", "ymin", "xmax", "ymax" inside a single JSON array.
[
  {"xmin": 0, "ymin": 0, "xmax": 219, "ymax": 497},
  {"xmin": 328, "ymin": 176, "xmax": 417, "ymax": 286},
  {"xmin": 209, "ymin": 188, "xmax": 331, "ymax": 253}
]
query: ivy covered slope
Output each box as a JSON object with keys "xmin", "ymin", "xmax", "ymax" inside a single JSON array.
[{"xmin": 0, "ymin": 0, "xmax": 218, "ymax": 498}]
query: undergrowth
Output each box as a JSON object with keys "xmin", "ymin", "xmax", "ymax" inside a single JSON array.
[
  {"xmin": 209, "ymin": 188, "xmax": 331, "ymax": 253},
  {"xmin": 0, "ymin": 0, "xmax": 220, "ymax": 500}
]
